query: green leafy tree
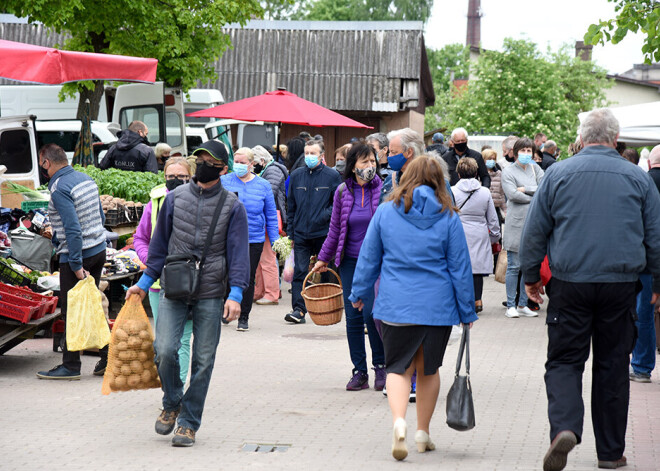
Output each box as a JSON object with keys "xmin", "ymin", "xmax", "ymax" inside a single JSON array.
[
  {"xmin": 5, "ymin": 0, "xmax": 262, "ymax": 119},
  {"xmin": 294, "ymin": 0, "xmax": 434, "ymax": 22},
  {"xmin": 424, "ymin": 44, "xmax": 470, "ymax": 131},
  {"xmin": 427, "ymin": 39, "xmax": 610, "ymax": 150},
  {"xmin": 261, "ymin": 0, "xmax": 299, "ymax": 20},
  {"xmin": 584, "ymin": 0, "xmax": 660, "ymax": 63}
]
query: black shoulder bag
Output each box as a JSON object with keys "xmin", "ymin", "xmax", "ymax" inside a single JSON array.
[
  {"xmin": 458, "ymin": 189, "xmax": 478, "ymax": 210},
  {"xmin": 162, "ymin": 189, "xmax": 228, "ymax": 304},
  {"xmin": 446, "ymin": 327, "xmax": 476, "ymax": 431}
]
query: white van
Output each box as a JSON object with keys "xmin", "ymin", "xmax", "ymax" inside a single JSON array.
[
  {"xmin": 35, "ymin": 120, "xmax": 117, "ymax": 163},
  {"xmin": 0, "ymin": 115, "xmax": 41, "ymax": 208}
]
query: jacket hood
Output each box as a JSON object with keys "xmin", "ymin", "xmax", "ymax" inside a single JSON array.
[
  {"xmin": 455, "ymin": 178, "xmax": 481, "ymax": 192},
  {"xmin": 394, "ymin": 185, "xmax": 446, "ymax": 229},
  {"xmin": 116, "ymin": 129, "xmax": 147, "ymax": 151}
]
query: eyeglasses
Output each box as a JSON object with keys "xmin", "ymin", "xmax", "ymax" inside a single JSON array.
[
  {"xmin": 195, "ymin": 158, "xmax": 225, "ymax": 169},
  {"xmin": 165, "ymin": 174, "xmax": 190, "ymax": 181}
]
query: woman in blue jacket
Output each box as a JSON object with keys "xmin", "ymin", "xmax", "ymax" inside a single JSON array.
[
  {"xmin": 350, "ymin": 156, "xmax": 478, "ymax": 461},
  {"xmin": 222, "ymin": 147, "xmax": 279, "ymax": 331}
]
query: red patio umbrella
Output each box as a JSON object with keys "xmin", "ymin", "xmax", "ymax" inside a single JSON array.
[
  {"xmin": 187, "ymin": 89, "xmax": 372, "ymax": 129},
  {"xmin": 0, "ymin": 39, "xmax": 158, "ymax": 85}
]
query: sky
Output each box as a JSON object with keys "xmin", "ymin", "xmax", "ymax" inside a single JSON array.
[{"xmin": 425, "ymin": 0, "xmax": 646, "ymax": 75}]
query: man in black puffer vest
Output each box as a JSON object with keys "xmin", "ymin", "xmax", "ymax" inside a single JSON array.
[{"xmin": 100, "ymin": 120, "xmax": 158, "ymax": 173}]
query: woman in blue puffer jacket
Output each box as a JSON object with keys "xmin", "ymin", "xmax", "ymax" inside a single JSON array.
[
  {"xmin": 222, "ymin": 147, "xmax": 279, "ymax": 332},
  {"xmin": 350, "ymin": 155, "xmax": 478, "ymax": 461}
]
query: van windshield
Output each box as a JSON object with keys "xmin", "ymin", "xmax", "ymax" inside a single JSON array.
[{"xmin": 0, "ymin": 129, "xmax": 33, "ymax": 174}]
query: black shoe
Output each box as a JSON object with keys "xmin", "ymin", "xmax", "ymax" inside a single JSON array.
[
  {"xmin": 172, "ymin": 426, "xmax": 196, "ymax": 447},
  {"xmin": 527, "ymin": 300, "xmax": 540, "ymax": 311},
  {"xmin": 501, "ymin": 301, "xmax": 508, "ymax": 307},
  {"xmin": 93, "ymin": 358, "xmax": 107, "ymax": 376},
  {"xmin": 237, "ymin": 319, "xmax": 249, "ymax": 331},
  {"xmin": 543, "ymin": 430, "xmax": 577, "ymax": 471},
  {"xmin": 155, "ymin": 407, "xmax": 181, "ymax": 435},
  {"xmin": 36, "ymin": 364, "xmax": 81, "ymax": 380},
  {"xmin": 284, "ymin": 310, "xmax": 306, "ymax": 324},
  {"xmin": 221, "ymin": 317, "xmax": 229, "ymax": 325}
]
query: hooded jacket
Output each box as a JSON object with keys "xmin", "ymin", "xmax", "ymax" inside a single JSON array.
[
  {"xmin": 99, "ymin": 129, "xmax": 158, "ymax": 174},
  {"xmin": 260, "ymin": 160, "xmax": 289, "ymax": 221},
  {"xmin": 350, "ymin": 185, "xmax": 478, "ymax": 326}
]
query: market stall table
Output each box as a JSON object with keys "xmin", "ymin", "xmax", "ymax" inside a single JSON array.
[{"xmin": 0, "ymin": 309, "xmax": 61, "ymax": 355}]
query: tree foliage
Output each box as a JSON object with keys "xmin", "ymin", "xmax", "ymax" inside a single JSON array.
[
  {"xmin": 271, "ymin": 0, "xmax": 434, "ymax": 22},
  {"xmin": 425, "ymin": 39, "xmax": 611, "ymax": 150},
  {"xmin": 584, "ymin": 0, "xmax": 660, "ymax": 63},
  {"xmin": 5, "ymin": 0, "xmax": 262, "ymax": 118}
]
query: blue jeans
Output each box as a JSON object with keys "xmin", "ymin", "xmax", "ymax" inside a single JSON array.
[
  {"xmin": 505, "ymin": 251, "xmax": 528, "ymax": 308},
  {"xmin": 340, "ymin": 257, "xmax": 385, "ymax": 373},
  {"xmin": 149, "ymin": 290, "xmax": 192, "ymax": 385},
  {"xmin": 154, "ymin": 292, "xmax": 223, "ymax": 431},
  {"xmin": 631, "ymin": 274, "xmax": 656, "ymax": 375}
]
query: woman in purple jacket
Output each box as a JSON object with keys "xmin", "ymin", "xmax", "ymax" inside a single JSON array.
[{"xmin": 312, "ymin": 142, "xmax": 386, "ymax": 391}]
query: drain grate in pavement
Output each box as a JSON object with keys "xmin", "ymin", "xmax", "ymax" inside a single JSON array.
[{"xmin": 242, "ymin": 443, "xmax": 290, "ymax": 453}]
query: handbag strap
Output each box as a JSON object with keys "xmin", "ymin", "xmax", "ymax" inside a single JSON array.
[
  {"xmin": 454, "ymin": 327, "xmax": 471, "ymax": 376},
  {"xmin": 199, "ymin": 188, "xmax": 229, "ymax": 270},
  {"xmin": 458, "ymin": 189, "xmax": 478, "ymax": 210}
]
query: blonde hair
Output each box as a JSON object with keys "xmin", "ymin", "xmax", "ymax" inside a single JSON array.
[
  {"xmin": 234, "ymin": 147, "xmax": 254, "ymax": 163},
  {"xmin": 164, "ymin": 156, "xmax": 192, "ymax": 175},
  {"xmin": 388, "ymin": 155, "xmax": 456, "ymax": 214},
  {"xmin": 456, "ymin": 157, "xmax": 478, "ymax": 179},
  {"xmin": 482, "ymin": 148, "xmax": 497, "ymax": 161}
]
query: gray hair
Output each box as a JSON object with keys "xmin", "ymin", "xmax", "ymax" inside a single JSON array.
[
  {"xmin": 386, "ymin": 128, "xmax": 425, "ymax": 157},
  {"xmin": 502, "ymin": 136, "xmax": 518, "ymax": 152},
  {"xmin": 305, "ymin": 139, "xmax": 325, "ymax": 155},
  {"xmin": 426, "ymin": 150, "xmax": 450, "ymax": 181},
  {"xmin": 252, "ymin": 145, "xmax": 273, "ymax": 165},
  {"xmin": 544, "ymin": 140, "xmax": 557, "ymax": 153},
  {"xmin": 451, "ymin": 127, "xmax": 469, "ymax": 141},
  {"xmin": 580, "ymin": 108, "xmax": 619, "ymax": 145},
  {"xmin": 366, "ymin": 132, "xmax": 388, "ymax": 149}
]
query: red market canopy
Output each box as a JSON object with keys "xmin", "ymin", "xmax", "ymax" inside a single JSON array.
[
  {"xmin": 0, "ymin": 40, "xmax": 158, "ymax": 85},
  {"xmin": 187, "ymin": 89, "xmax": 372, "ymax": 129}
]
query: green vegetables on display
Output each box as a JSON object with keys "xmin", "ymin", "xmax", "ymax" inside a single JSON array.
[{"xmin": 73, "ymin": 166, "xmax": 164, "ymax": 204}]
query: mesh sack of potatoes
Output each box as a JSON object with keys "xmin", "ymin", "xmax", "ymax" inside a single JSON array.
[{"xmin": 102, "ymin": 295, "xmax": 161, "ymax": 395}]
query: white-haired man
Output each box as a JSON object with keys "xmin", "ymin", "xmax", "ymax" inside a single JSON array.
[
  {"xmin": 380, "ymin": 128, "xmax": 425, "ymax": 203},
  {"xmin": 442, "ymin": 128, "xmax": 490, "ymax": 187},
  {"xmin": 521, "ymin": 109, "xmax": 660, "ymax": 470}
]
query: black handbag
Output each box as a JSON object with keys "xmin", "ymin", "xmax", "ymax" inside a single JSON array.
[
  {"xmin": 446, "ymin": 327, "xmax": 476, "ymax": 431},
  {"xmin": 162, "ymin": 189, "xmax": 228, "ymax": 304}
]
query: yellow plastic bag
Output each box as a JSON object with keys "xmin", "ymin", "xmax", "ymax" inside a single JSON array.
[
  {"xmin": 66, "ymin": 276, "xmax": 111, "ymax": 351},
  {"xmin": 102, "ymin": 294, "xmax": 161, "ymax": 395}
]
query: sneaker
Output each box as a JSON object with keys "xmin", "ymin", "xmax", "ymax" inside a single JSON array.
[
  {"xmin": 383, "ymin": 386, "xmax": 388, "ymax": 397},
  {"xmin": 543, "ymin": 430, "xmax": 577, "ymax": 471},
  {"xmin": 36, "ymin": 364, "xmax": 81, "ymax": 380},
  {"xmin": 171, "ymin": 426, "xmax": 196, "ymax": 447},
  {"xmin": 505, "ymin": 307, "xmax": 519, "ymax": 318},
  {"xmin": 629, "ymin": 371, "xmax": 651, "ymax": 383},
  {"xmin": 598, "ymin": 456, "xmax": 627, "ymax": 469},
  {"xmin": 527, "ymin": 300, "xmax": 541, "ymax": 311},
  {"xmin": 373, "ymin": 365, "xmax": 387, "ymax": 391},
  {"xmin": 517, "ymin": 306, "xmax": 539, "ymax": 317},
  {"xmin": 155, "ymin": 407, "xmax": 181, "ymax": 435},
  {"xmin": 93, "ymin": 358, "xmax": 107, "ymax": 376},
  {"xmin": 237, "ymin": 319, "xmax": 249, "ymax": 332},
  {"xmin": 255, "ymin": 298, "xmax": 278, "ymax": 305},
  {"xmin": 346, "ymin": 370, "xmax": 369, "ymax": 390},
  {"xmin": 409, "ymin": 381, "xmax": 416, "ymax": 403},
  {"xmin": 221, "ymin": 317, "xmax": 229, "ymax": 325},
  {"xmin": 284, "ymin": 310, "xmax": 306, "ymax": 324}
]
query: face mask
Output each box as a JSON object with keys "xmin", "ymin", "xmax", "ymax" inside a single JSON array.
[
  {"xmin": 195, "ymin": 163, "xmax": 223, "ymax": 183},
  {"xmin": 234, "ymin": 163, "xmax": 249, "ymax": 177},
  {"xmin": 485, "ymin": 159, "xmax": 496, "ymax": 169},
  {"xmin": 166, "ymin": 178, "xmax": 187, "ymax": 191},
  {"xmin": 355, "ymin": 166, "xmax": 376, "ymax": 182},
  {"xmin": 454, "ymin": 142, "xmax": 468, "ymax": 153},
  {"xmin": 387, "ymin": 153, "xmax": 407, "ymax": 172},
  {"xmin": 518, "ymin": 153, "xmax": 533, "ymax": 165},
  {"xmin": 505, "ymin": 151, "xmax": 515, "ymax": 163},
  {"xmin": 540, "ymin": 143, "xmax": 545, "ymax": 151},
  {"xmin": 335, "ymin": 160, "xmax": 346, "ymax": 172},
  {"xmin": 253, "ymin": 163, "xmax": 264, "ymax": 174},
  {"xmin": 305, "ymin": 154, "xmax": 319, "ymax": 169}
]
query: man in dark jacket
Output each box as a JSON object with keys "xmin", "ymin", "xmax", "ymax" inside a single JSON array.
[
  {"xmin": 540, "ymin": 140, "xmax": 558, "ymax": 170},
  {"xmin": 442, "ymin": 128, "xmax": 491, "ymax": 187},
  {"xmin": 126, "ymin": 140, "xmax": 249, "ymax": 447},
  {"xmin": 285, "ymin": 139, "xmax": 341, "ymax": 324},
  {"xmin": 521, "ymin": 109, "xmax": 660, "ymax": 471},
  {"xmin": 100, "ymin": 120, "xmax": 158, "ymax": 174},
  {"xmin": 426, "ymin": 132, "xmax": 447, "ymax": 155}
]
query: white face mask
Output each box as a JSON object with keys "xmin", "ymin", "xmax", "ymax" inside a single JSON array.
[{"xmin": 518, "ymin": 153, "xmax": 533, "ymax": 165}]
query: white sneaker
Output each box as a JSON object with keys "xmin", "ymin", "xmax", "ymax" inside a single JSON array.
[
  {"xmin": 505, "ymin": 307, "xmax": 519, "ymax": 318},
  {"xmin": 517, "ymin": 306, "xmax": 538, "ymax": 317}
]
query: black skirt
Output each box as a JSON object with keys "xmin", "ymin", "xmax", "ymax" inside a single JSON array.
[{"xmin": 380, "ymin": 324, "xmax": 452, "ymax": 376}]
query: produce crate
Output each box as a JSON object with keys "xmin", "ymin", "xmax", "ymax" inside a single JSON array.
[
  {"xmin": 21, "ymin": 200, "xmax": 49, "ymax": 212},
  {"xmin": 126, "ymin": 206, "xmax": 138, "ymax": 223},
  {"xmin": 0, "ymin": 290, "xmax": 47, "ymax": 319},
  {"xmin": 0, "ymin": 295, "xmax": 40, "ymax": 323},
  {"xmin": 0, "ymin": 282, "xmax": 58, "ymax": 315},
  {"xmin": 136, "ymin": 206, "xmax": 144, "ymax": 221},
  {"xmin": 104, "ymin": 209, "xmax": 121, "ymax": 227},
  {"xmin": 0, "ymin": 262, "xmax": 31, "ymax": 287}
]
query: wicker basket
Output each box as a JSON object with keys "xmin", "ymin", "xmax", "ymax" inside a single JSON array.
[{"xmin": 301, "ymin": 268, "xmax": 343, "ymax": 326}]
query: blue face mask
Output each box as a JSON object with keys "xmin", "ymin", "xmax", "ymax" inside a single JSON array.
[
  {"xmin": 387, "ymin": 153, "xmax": 407, "ymax": 171},
  {"xmin": 485, "ymin": 159, "xmax": 496, "ymax": 169},
  {"xmin": 518, "ymin": 153, "xmax": 533, "ymax": 165},
  {"xmin": 234, "ymin": 163, "xmax": 249, "ymax": 177},
  {"xmin": 305, "ymin": 154, "xmax": 320, "ymax": 169}
]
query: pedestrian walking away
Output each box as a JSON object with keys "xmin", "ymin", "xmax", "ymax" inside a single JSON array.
[{"xmin": 520, "ymin": 108, "xmax": 660, "ymax": 470}]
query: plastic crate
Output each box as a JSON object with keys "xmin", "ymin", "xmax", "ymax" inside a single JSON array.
[
  {"xmin": 21, "ymin": 200, "xmax": 49, "ymax": 212},
  {"xmin": 0, "ymin": 262, "xmax": 31, "ymax": 287},
  {"xmin": 126, "ymin": 206, "xmax": 138, "ymax": 223},
  {"xmin": 0, "ymin": 282, "xmax": 58, "ymax": 315},
  {"xmin": 0, "ymin": 290, "xmax": 48, "ymax": 319},
  {"xmin": 0, "ymin": 296, "xmax": 40, "ymax": 323},
  {"xmin": 104, "ymin": 209, "xmax": 121, "ymax": 227}
]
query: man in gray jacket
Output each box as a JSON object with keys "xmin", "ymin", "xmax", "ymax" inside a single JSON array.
[{"xmin": 521, "ymin": 109, "xmax": 660, "ymax": 471}]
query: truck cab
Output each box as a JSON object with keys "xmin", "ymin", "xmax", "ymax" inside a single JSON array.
[{"xmin": 0, "ymin": 115, "xmax": 41, "ymax": 208}]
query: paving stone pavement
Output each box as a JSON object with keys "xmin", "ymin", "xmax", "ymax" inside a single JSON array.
[{"xmin": 1, "ymin": 277, "xmax": 659, "ymax": 470}]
